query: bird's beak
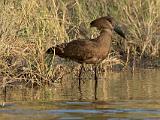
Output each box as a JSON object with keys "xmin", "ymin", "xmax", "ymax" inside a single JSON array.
[{"xmin": 114, "ymin": 25, "xmax": 126, "ymax": 39}]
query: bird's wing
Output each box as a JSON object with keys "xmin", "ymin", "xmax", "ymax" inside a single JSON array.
[{"xmin": 62, "ymin": 40, "xmax": 97, "ymax": 62}]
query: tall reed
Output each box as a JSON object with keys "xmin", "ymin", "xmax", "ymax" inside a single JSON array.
[{"xmin": 0, "ymin": 0, "xmax": 159, "ymax": 87}]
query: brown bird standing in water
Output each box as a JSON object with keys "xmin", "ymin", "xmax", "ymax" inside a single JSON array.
[{"xmin": 46, "ymin": 16, "xmax": 125, "ymax": 81}]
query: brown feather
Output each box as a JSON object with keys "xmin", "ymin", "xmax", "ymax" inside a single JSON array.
[{"xmin": 46, "ymin": 16, "xmax": 125, "ymax": 64}]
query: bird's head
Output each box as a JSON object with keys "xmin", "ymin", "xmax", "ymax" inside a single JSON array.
[{"xmin": 90, "ymin": 16, "xmax": 126, "ymax": 38}]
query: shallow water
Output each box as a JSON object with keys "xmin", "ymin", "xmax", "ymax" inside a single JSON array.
[{"xmin": 1, "ymin": 69, "xmax": 160, "ymax": 119}]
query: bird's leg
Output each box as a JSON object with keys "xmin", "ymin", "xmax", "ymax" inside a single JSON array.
[
  {"xmin": 94, "ymin": 65, "xmax": 98, "ymax": 100},
  {"xmin": 94, "ymin": 65, "xmax": 98, "ymax": 81},
  {"xmin": 94, "ymin": 79, "xmax": 98, "ymax": 100},
  {"xmin": 3, "ymin": 86, "xmax": 7, "ymax": 102},
  {"xmin": 78, "ymin": 64, "xmax": 84, "ymax": 100},
  {"xmin": 78, "ymin": 64, "xmax": 84, "ymax": 87}
]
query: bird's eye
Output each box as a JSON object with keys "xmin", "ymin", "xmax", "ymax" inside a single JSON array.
[{"xmin": 107, "ymin": 18, "xmax": 112, "ymax": 23}]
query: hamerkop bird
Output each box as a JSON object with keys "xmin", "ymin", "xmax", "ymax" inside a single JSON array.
[{"xmin": 46, "ymin": 16, "xmax": 125, "ymax": 80}]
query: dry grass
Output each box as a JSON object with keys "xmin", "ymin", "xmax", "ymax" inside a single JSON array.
[{"xmin": 0, "ymin": 0, "xmax": 160, "ymax": 87}]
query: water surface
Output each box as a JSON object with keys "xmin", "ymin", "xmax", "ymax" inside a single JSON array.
[{"xmin": 0, "ymin": 69, "xmax": 160, "ymax": 119}]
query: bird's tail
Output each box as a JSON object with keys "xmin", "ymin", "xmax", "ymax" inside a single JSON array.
[
  {"xmin": 46, "ymin": 47, "xmax": 55, "ymax": 54},
  {"xmin": 46, "ymin": 44, "xmax": 64, "ymax": 56}
]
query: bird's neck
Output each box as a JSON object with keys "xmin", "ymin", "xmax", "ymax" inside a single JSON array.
[
  {"xmin": 100, "ymin": 29, "xmax": 113, "ymax": 36},
  {"xmin": 96, "ymin": 29, "xmax": 113, "ymax": 44}
]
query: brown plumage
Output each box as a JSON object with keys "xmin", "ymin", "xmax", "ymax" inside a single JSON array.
[
  {"xmin": 46, "ymin": 16, "xmax": 125, "ymax": 64},
  {"xmin": 46, "ymin": 16, "xmax": 125, "ymax": 80}
]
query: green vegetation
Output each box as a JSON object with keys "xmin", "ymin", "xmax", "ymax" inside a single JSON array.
[{"xmin": 0, "ymin": 0, "xmax": 160, "ymax": 87}]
